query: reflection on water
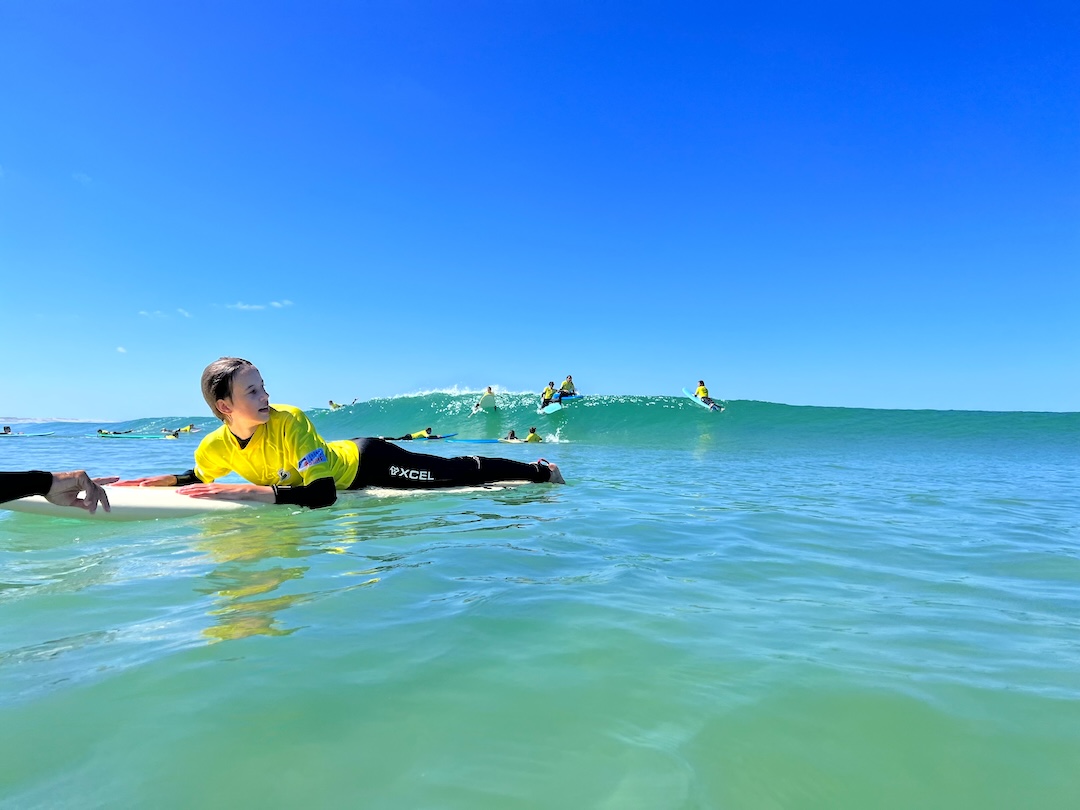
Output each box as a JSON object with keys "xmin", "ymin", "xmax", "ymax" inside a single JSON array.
[
  {"xmin": 188, "ymin": 488, "xmax": 561, "ymax": 643},
  {"xmin": 191, "ymin": 510, "xmax": 375, "ymax": 643}
]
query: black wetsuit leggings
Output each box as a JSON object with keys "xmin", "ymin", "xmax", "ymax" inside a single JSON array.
[{"xmin": 346, "ymin": 438, "xmax": 551, "ymax": 489}]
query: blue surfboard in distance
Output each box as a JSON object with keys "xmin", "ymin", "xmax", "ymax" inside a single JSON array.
[
  {"xmin": 91, "ymin": 433, "xmax": 177, "ymax": 439},
  {"xmin": 538, "ymin": 394, "xmax": 582, "ymax": 414}
]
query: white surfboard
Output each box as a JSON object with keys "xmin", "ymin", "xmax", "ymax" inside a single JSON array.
[
  {"xmin": 363, "ymin": 481, "xmax": 530, "ymax": 498},
  {"xmin": 2, "ymin": 486, "xmax": 259, "ymax": 522},
  {"xmin": 471, "ymin": 392, "xmax": 497, "ymax": 414},
  {"xmin": 2, "ymin": 479, "xmax": 540, "ymax": 522}
]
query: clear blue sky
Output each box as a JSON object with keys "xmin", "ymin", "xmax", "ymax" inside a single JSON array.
[{"xmin": 1, "ymin": 1, "xmax": 1077, "ymax": 419}]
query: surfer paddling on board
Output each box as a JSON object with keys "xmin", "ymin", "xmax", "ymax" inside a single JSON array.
[
  {"xmin": 391, "ymin": 428, "xmax": 438, "ymax": 440},
  {"xmin": 116, "ymin": 357, "xmax": 564, "ymax": 508},
  {"xmin": 694, "ymin": 380, "xmax": 718, "ymax": 410},
  {"xmin": 1, "ymin": 470, "xmax": 117, "ymax": 513},
  {"xmin": 161, "ymin": 423, "xmax": 200, "ymax": 434},
  {"xmin": 524, "ymin": 427, "xmax": 542, "ymax": 443}
]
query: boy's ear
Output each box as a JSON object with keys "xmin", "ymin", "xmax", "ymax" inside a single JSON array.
[{"xmin": 217, "ymin": 398, "xmax": 232, "ymax": 416}]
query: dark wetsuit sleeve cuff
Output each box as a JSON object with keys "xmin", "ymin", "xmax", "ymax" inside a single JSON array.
[
  {"xmin": 174, "ymin": 470, "xmax": 201, "ymax": 486},
  {"xmin": 0, "ymin": 470, "xmax": 54, "ymax": 503},
  {"xmin": 272, "ymin": 476, "xmax": 337, "ymax": 508}
]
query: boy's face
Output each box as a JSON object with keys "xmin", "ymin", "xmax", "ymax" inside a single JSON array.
[{"xmin": 220, "ymin": 366, "xmax": 270, "ymax": 426}]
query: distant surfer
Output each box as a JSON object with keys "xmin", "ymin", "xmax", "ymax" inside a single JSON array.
[
  {"xmin": 329, "ymin": 399, "xmax": 357, "ymax": 410},
  {"xmin": 392, "ymin": 428, "xmax": 436, "ymax": 440},
  {"xmin": 473, "ymin": 386, "xmax": 497, "ymax": 413},
  {"xmin": 524, "ymin": 427, "xmax": 542, "ymax": 443},
  {"xmin": 162, "ymin": 423, "xmax": 198, "ymax": 434},
  {"xmin": 97, "ymin": 428, "xmax": 134, "ymax": 435},
  {"xmin": 694, "ymin": 380, "xmax": 718, "ymax": 410},
  {"xmin": 504, "ymin": 430, "xmax": 519, "ymax": 441},
  {"xmin": 557, "ymin": 375, "xmax": 576, "ymax": 402},
  {"xmin": 115, "ymin": 357, "xmax": 564, "ymax": 508},
  {"xmin": 540, "ymin": 381, "xmax": 556, "ymax": 408},
  {"xmin": 2, "ymin": 426, "xmax": 10, "ymax": 434}
]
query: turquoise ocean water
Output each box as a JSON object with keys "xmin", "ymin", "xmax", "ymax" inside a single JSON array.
[{"xmin": 1, "ymin": 392, "xmax": 1078, "ymax": 808}]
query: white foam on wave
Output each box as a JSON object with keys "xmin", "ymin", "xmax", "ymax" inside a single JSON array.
[{"xmin": 355, "ymin": 386, "xmax": 551, "ymax": 405}]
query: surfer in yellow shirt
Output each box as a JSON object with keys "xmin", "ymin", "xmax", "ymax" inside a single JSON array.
[
  {"xmin": 540, "ymin": 382, "xmax": 557, "ymax": 408},
  {"xmin": 473, "ymin": 386, "xmax": 497, "ymax": 413},
  {"xmin": 162, "ymin": 423, "xmax": 197, "ymax": 435},
  {"xmin": 391, "ymin": 428, "xmax": 435, "ymax": 440},
  {"xmin": 555, "ymin": 375, "xmax": 576, "ymax": 402},
  {"xmin": 117, "ymin": 358, "xmax": 564, "ymax": 507},
  {"xmin": 694, "ymin": 380, "xmax": 718, "ymax": 409},
  {"xmin": 524, "ymin": 427, "xmax": 542, "ymax": 443}
]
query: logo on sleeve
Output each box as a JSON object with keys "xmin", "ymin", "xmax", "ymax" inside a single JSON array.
[{"xmin": 297, "ymin": 447, "xmax": 328, "ymax": 472}]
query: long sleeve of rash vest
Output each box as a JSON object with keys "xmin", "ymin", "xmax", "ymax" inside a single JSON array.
[
  {"xmin": 0, "ymin": 470, "xmax": 53, "ymax": 504},
  {"xmin": 272, "ymin": 476, "xmax": 337, "ymax": 508},
  {"xmin": 174, "ymin": 470, "xmax": 336, "ymax": 508}
]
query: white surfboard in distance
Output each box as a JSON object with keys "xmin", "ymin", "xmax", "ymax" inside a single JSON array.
[{"xmin": 471, "ymin": 392, "xmax": 497, "ymax": 415}]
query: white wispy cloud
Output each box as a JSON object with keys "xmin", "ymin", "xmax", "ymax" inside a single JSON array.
[
  {"xmin": 138, "ymin": 308, "xmax": 194, "ymax": 319},
  {"xmin": 73, "ymin": 172, "xmax": 92, "ymax": 185},
  {"xmin": 117, "ymin": 346, "xmax": 127, "ymax": 353},
  {"xmin": 226, "ymin": 300, "xmax": 293, "ymax": 311}
]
